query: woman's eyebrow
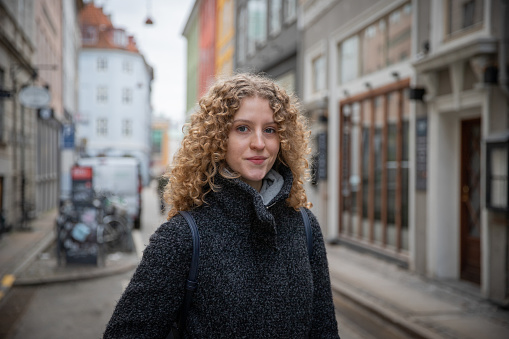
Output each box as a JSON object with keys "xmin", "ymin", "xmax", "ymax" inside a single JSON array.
[{"xmin": 232, "ymin": 119, "xmax": 276, "ymax": 124}]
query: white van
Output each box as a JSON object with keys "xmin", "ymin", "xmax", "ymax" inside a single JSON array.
[{"xmin": 77, "ymin": 156, "xmax": 142, "ymax": 229}]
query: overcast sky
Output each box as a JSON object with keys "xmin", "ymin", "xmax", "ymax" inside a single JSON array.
[{"xmin": 93, "ymin": 0, "xmax": 194, "ymax": 123}]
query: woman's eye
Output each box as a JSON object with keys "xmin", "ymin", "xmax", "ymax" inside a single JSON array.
[
  {"xmin": 237, "ymin": 126, "xmax": 248, "ymax": 132},
  {"xmin": 265, "ymin": 127, "xmax": 276, "ymax": 134}
]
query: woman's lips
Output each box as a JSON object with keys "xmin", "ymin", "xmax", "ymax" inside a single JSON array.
[{"xmin": 247, "ymin": 156, "xmax": 266, "ymax": 165}]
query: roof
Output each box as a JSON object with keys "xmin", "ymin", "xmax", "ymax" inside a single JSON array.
[{"xmin": 79, "ymin": 2, "xmax": 139, "ymax": 53}]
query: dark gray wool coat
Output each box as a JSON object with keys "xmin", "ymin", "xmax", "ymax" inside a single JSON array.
[{"xmin": 103, "ymin": 165, "xmax": 340, "ymax": 339}]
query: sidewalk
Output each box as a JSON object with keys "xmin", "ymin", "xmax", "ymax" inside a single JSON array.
[
  {"xmin": 1, "ymin": 211, "xmax": 509, "ymax": 338},
  {"xmin": 326, "ymin": 243, "xmax": 509, "ymax": 339},
  {"xmin": 0, "ymin": 209, "xmax": 138, "ymax": 303}
]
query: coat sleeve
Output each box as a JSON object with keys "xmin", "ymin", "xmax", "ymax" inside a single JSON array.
[
  {"xmin": 305, "ymin": 209, "xmax": 341, "ymax": 339},
  {"xmin": 103, "ymin": 216, "xmax": 193, "ymax": 339}
]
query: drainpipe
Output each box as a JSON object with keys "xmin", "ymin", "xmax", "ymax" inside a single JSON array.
[{"xmin": 500, "ymin": 0, "xmax": 509, "ymax": 98}]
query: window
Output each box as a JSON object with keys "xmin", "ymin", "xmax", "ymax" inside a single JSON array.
[
  {"xmin": 97, "ymin": 57, "xmax": 107, "ymax": 71},
  {"xmin": 152, "ymin": 130, "xmax": 163, "ymax": 154},
  {"xmin": 122, "ymin": 60, "xmax": 133, "ymax": 73},
  {"xmin": 462, "ymin": 0, "xmax": 476, "ymax": 28},
  {"xmin": 269, "ymin": 0, "xmax": 282, "ymax": 36},
  {"xmin": 113, "ymin": 29, "xmax": 127, "ymax": 47},
  {"xmin": 387, "ymin": 3, "xmax": 411, "ymax": 66},
  {"xmin": 283, "ymin": 0, "xmax": 297, "ymax": 23},
  {"xmin": 339, "ymin": 85, "xmax": 410, "ymax": 254},
  {"xmin": 96, "ymin": 118, "xmax": 108, "ymax": 136},
  {"xmin": 276, "ymin": 71, "xmax": 295, "ymax": 95},
  {"xmin": 339, "ymin": 35, "xmax": 359, "ymax": 84},
  {"xmin": 338, "ymin": 2, "xmax": 412, "ymax": 78},
  {"xmin": 362, "ymin": 21, "xmax": 386, "ymax": 75},
  {"xmin": 97, "ymin": 86, "xmax": 108, "ymax": 103},
  {"xmin": 248, "ymin": 0, "xmax": 267, "ymax": 54},
  {"xmin": 312, "ymin": 55, "xmax": 326, "ymax": 93},
  {"xmin": 447, "ymin": 0, "xmax": 483, "ymax": 36},
  {"xmin": 82, "ymin": 26, "xmax": 97, "ymax": 44},
  {"xmin": 0, "ymin": 68, "xmax": 4, "ymax": 141},
  {"xmin": 122, "ymin": 119, "xmax": 132, "ymax": 137},
  {"xmin": 122, "ymin": 88, "xmax": 132, "ymax": 104},
  {"xmin": 237, "ymin": 6, "xmax": 247, "ymax": 63}
]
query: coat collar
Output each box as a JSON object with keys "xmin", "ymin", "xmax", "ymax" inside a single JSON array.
[{"xmin": 202, "ymin": 164, "xmax": 294, "ymax": 243}]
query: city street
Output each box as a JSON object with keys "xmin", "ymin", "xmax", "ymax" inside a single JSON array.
[
  {"xmin": 0, "ymin": 182, "xmax": 165, "ymax": 339},
  {"xmin": 0, "ymin": 182, "xmax": 412, "ymax": 339}
]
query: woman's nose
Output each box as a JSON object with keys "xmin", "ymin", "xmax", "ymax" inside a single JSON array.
[{"xmin": 250, "ymin": 131, "xmax": 265, "ymax": 150}]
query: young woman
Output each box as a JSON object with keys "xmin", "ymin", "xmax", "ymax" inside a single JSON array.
[{"xmin": 104, "ymin": 73, "xmax": 340, "ymax": 338}]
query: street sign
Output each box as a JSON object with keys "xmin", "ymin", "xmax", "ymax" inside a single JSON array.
[
  {"xmin": 62, "ymin": 124, "xmax": 75, "ymax": 149},
  {"xmin": 19, "ymin": 86, "xmax": 51, "ymax": 108},
  {"xmin": 0, "ymin": 89, "xmax": 12, "ymax": 98}
]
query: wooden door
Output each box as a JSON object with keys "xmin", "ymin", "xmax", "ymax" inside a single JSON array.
[{"xmin": 460, "ymin": 118, "xmax": 481, "ymax": 285}]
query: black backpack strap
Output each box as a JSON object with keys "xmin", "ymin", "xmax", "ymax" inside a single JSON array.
[
  {"xmin": 299, "ymin": 207, "xmax": 313, "ymax": 260},
  {"xmin": 177, "ymin": 211, "xmax": 200, "ymax": 332}
]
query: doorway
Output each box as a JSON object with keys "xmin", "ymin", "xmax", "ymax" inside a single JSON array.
[{"xmin": 460, "ymin": 118, "xmax": 481, "ymax": 284}]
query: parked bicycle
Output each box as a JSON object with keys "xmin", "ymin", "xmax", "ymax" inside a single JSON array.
[{"xmin": 55, "ymin": 191, "xmax": 133, "ymax": 267}]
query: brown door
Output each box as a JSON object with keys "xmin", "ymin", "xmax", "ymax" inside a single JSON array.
[{"xmin": 460, "ymin": 118, "xmax": 481, "ymax": 285}]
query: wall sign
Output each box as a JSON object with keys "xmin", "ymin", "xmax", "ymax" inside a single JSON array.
[{"xmin": 416, "ymin": 117, "xmax": 427, "ymax": 191}]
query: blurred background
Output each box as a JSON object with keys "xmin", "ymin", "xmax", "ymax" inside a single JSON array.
[{"xmin": 0, "ymin": 0, "xmax": 509, "ymax": 338}]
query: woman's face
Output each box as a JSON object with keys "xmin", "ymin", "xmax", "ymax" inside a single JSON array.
[{"xmin": 226, "ymin": 96, "xmax": 280, "ymax": 192}]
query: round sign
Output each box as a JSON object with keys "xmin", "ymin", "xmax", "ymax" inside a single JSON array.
[{"xmin": 19, "ymin": 86, "xmax": 51, "ymax": 108}]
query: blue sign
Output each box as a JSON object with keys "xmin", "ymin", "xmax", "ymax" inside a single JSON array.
[{"xmin": 62, "ymin": 124, "xmax": 75, "ymax": 149}]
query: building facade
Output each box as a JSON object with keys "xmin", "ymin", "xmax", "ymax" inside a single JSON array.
[
  {"xmin": 235, "ymin": 0, "xmax": 299, "ymax": 95},
  {"xmin": 0, "ymin": 0, "xmax": 83, "ymax": 228},
  {"xmin": 60, "ymin": 0, "xmax": 83, "ymax": 200},
  {"xmin": 77, "ymin": 3, "xmax": 154, "ymax": 186},
  {"xmin": 183, "ymin": 0, "xmax": 200, "ymax": 119},
  {"xmin": 216, "ymin": 0, "xmax": 235, "ymax": 76},
  {"xmin": 0, "ymin": 0, "xmax": 37, "ymax": 229},
  {"xmin": 300, "ymin": 0, "xmax": 509, "ymax": 305},
  {"xmin": 34, "ymin": 0, "xmax": 64, "ymax": 215},
  {"xmin": 413, "ymin": 0, "xmax": 509, "ymax": 305}
]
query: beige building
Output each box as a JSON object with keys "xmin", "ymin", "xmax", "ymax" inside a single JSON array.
[{"xmin": 300, "ymin": 0, "xmax": 509, "ymax": 305}]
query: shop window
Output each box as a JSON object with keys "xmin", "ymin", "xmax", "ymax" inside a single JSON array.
[{"xmin": 339, "ymin": 84, "xmax": 410, "ymax": 255}]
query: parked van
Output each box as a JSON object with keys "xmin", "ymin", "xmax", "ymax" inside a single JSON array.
[{"xmin": 77, "ymin": 156, "xmax": 142, "ymax": 229}]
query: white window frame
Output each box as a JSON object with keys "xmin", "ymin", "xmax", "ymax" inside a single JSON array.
[
  {"xmin": 96, "ymin": 118, "xmax": 108, "ymax": 136},
  {"xmin": 122, "ymin": 119, "xmax": 133, "ymax": 137},
  {"xmin": 122, "ymin": 60, "xmax": 133, "ymax": 73},
  {"xmin": 122, "ymin": 88, "xmax": 132, "ymax": 104},
  {"xmin": 304, "ymin": 40, "xmax": 327, "ymax": 102},
  {"xmin": 97, "ymin": 86, "xmax": 108, "ymax": 103},
  {"xmin": 283, "ymin": 0, "xmax": 297, "ymax": 24},
  {"xmin": 269, "ymin": 0, "xmax": 282, "ymax": 36},
  {"xmin": 97, "ymin": 57, "xmax": 107, "ymax": 72}
]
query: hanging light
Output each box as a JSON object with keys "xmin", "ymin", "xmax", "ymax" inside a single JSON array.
[{"xmin": 144, "ymin": 0, "xmax": 154, "ymax": 25}]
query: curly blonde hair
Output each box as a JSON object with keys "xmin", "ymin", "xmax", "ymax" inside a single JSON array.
[{"xmin": 164, "ymin": 73, "xmax": 312, "ymax": 219}]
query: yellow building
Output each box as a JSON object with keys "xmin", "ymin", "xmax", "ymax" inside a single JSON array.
[{"xmin": 215, "ymin": 0, "xmax": 235, "ymax": 76}]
